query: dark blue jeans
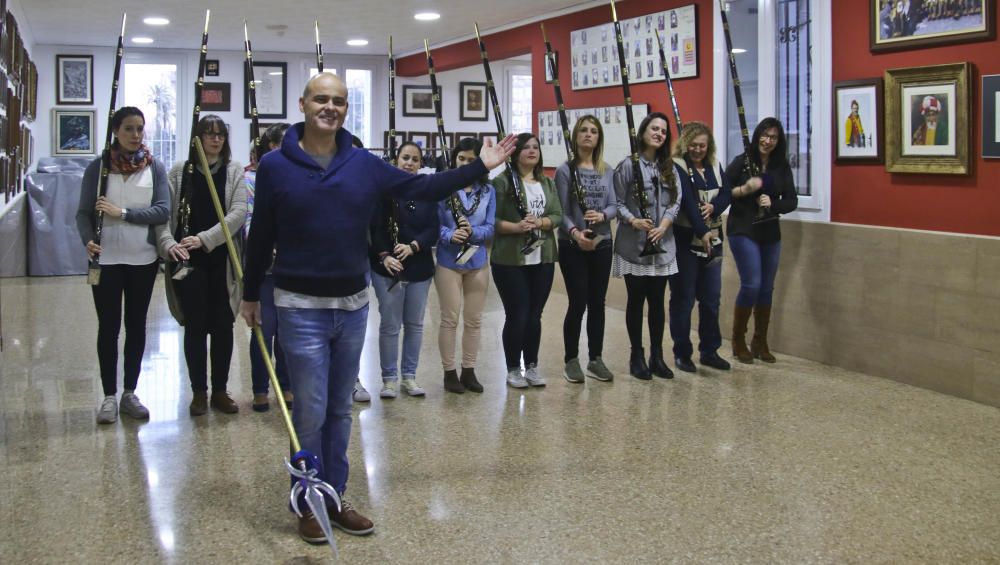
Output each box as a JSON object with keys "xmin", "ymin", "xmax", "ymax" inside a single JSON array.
[
  {"xmin": 728, "ymin": 235, "xmax": 782, "ymax": 307},
  {"xmin": 669, "ymin": 248, "xmax": 723, "ymax": 359},
  {"xmin": 491, "ymin": 262, "xmax": 554, "ymax": 370},
  {"xmin": 249, "ymin": 274, "xmax": 290, "ymax": 394}
]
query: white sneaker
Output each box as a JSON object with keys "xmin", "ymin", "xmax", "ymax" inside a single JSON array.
[
  {"xmin": 353, "ymin": 380, "xmax": 371, "ymax": 403},
  {"xmin": 380, "ymin": 381, "xmax": 398, "ymax": 399},
  {"xmin": 400, "ymin": 377, "xmax": 425, "ymax": 397},
  {"xmin": 96, "ymin": 395, "xmax": 118, "ymax": 424},
  {"xmin": 524, "ymin": 363, "xmax": 546, "ymax": 387},
  {"xmin": 506, "ymin": 369, "xmax": 529, "ymax": 389}
]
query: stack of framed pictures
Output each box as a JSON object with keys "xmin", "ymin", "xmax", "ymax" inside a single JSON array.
[{"xmin": 1, "ymin": 4, "xmax": 40, "ymax": 202}]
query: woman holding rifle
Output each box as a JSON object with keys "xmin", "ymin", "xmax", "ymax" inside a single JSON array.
[
  {"xmin": 492, "ymin": 133, "xmax": 563, "ymax": 389},
  {"xmin": 613, "ymin": 112, "xmax": 681, "ymax": 381},
  {"xmin": 158, "ymin": 115, "xmax": 248, "ymax": 416},
  {"xmin": 555, "ymin": 115, "xmax": 617, "ymax": 384},
  {"xmin": 369, "ymin": 141, "xmax": 439, "ymax": 399},
  {"xmin": 435, "ymin": 137, "xmax": 495, "ymax": 394},
  {"xmin": 669, "ymin": 121, "xmax": 732, "ymax": 373},
  {"xmin": 77, "ymin": 106, "xmax": 170, "ymax": 424},
  {"xmin": 725, "ymin": 117, "xmax": 797, "ymax": 364}
]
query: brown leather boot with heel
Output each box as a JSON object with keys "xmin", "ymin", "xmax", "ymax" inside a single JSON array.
[
  {"xmin": 732, "ymin": 305, "xmax": 754, "ymax": 364},
  {"xmin": 750, "ymin": 304, "xmax": 777, "ymax": 363}
]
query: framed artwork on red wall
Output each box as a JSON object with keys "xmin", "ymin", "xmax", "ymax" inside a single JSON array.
[
  {"xmin": 871, "ymin": 0, "xmax": 995, "ymax": 52},
  {"xmin": 983, "ymin": 74, "xmax": 1000, "ymax": 159},
  {"xmin": 833, "ymin": 78, "xmax": 884, "ymax": 163}
]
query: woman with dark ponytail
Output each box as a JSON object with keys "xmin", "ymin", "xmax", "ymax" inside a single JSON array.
[{"xmin": 77, "ymin": 106, "xmax": 170, "ymax": 424}]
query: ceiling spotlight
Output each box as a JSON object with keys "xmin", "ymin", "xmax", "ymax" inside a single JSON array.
[
  {"xmin": 414, "ymin": 12, "xmax": 441, "ymax": 21},
  {"xmin": 346, "ymin": 39, "xmax": 369, "ymax": 47},
  {"xmin": 143, "ymin": 17, "xmax": 169, "ymax": 26},
  {"xmin": 268, "ymin": 71, "xmax": 283, "ymax": 76},
  {"xmin": 731, "ymin": 48, "xmax": 747, "ymax": 54},
  {"xmin": 132, "ymin": 37, "xmax": 154, "ymax": 44}
]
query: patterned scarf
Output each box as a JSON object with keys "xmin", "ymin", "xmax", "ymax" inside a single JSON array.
[{"xmin": 110, "ymin": 144, "xmax": 154, "ymax": 175}]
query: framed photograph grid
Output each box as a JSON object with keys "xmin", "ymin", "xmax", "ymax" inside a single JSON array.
[{"xmin": 537, "ymin": 104, "xmax": 648, "ymax": 167}]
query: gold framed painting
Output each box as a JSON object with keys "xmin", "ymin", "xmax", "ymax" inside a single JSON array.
[
  {"xmin": 884, "ymin": 62, "xmax": 970, "ymax": 174},
  {"xmin": 871, "ymin": 0, "xmax": 995, "ymax": 52}
]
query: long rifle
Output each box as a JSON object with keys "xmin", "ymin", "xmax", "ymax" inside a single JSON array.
[
  {"xmin": 87, "ymin": 13, "xmax": 127, "ymax": 286},
  {"xmin": 654, "ymin": 28, "xmax": 682, "ymax": 137},
  {"xmin": 473, "ymin": 23, "xmax": 540, "ymax": 254},
  {"xmin": 610, "ymin": 1, "xmax": 663, "ymax": 256},
  {"xmin": 171, "ymin": 9, "xmax": 211, "ymax": 281},
  {"xmin": 425, "ymin": 40, "xmax": 477, "ymax": 265},
  {"xmin": 314, "ymin": 21, "xmax": 323, "ymax": 73},
  {"xmin": 718, "ymin": 0, "xmax": 773, "ymax": 223},
  {"xmin": 244, "ymin": 22, "xmax": 262, "ymax": 164},
  {"xmin": 541, "ymin": 23, "xmax": 596, "ymax": 238}
]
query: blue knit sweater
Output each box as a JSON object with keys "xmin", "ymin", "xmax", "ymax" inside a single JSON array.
[{"xmin": 243, "ymin": 124, "xmax": 488, "ymax": 301}]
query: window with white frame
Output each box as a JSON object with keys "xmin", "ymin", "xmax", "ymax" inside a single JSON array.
[{"xmin": 124, "ymin": 60, "xmax": 179, "ymax": 166}]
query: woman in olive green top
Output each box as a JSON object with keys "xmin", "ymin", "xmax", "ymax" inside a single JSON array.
[{"xmin": 492, "ymin": 133, "xmax": 563, "ymax": 389}]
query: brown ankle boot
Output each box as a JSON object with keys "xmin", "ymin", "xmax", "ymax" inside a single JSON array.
[
  {"xmin": 210, "ymin": 390, "xmax": 240, "ymax": 413},
  {"xmin": 190, "ymin": 391, "xmax": 209, "ymax": 416},
  {"xmin": 750, "ymin": 304, "xmax": 776, "ymax": 363},
  {"xmin": 732, "ymin": 305, "xmax": 754, "ymax": 364}
]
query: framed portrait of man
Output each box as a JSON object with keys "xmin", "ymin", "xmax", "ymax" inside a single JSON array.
[
  {"xmin": 833, "ymin": 78, "xmax": 883, "ymax": 163},
  {"xmin": 885, "ymin": 62, "xmax": 969, "ymax": 174}
]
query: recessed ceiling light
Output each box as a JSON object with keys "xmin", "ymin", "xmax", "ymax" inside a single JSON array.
[
  {"xmin": 132, "ymin": 37, "xmax": 154, "ymax": 44},
  {"xmin": 414, "ymin": 12, "xmax": 440, "ymax": 21},
  {"xmin": 731, "ymin": 48, "xmax": 747, "ymax": 54},
  {"xmin": 143, "ymin": 17, "xmax": 169, "ymax": 26},
  {"xmin": 346, "ymin": 39, "xmax": 368, "ymax": 47}
]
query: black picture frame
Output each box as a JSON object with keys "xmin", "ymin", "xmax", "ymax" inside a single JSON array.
[
  {"xmin": 458, "ymin": 82, "xmax": 489, "ymax": 121},
  {"xmin": 56, "ymin": 54, "xmax": 93, "ymax": 105},
  {"xmin": 402, "ymin": 85, "xmax": 439, "ymax": 117},
  {"xmin": 51, "ymin": 108, "xmax": 96, "ymax": 155},
  {"xmin": 245, "ymin": 61, "xmax": 287, "ymax": 119},
  {"xmin": 983, "ymin": 74, "xmax": 1000, "ymax": 159},
  {"xmin": 200, "ymin": 82, "xmax": 231, "ymax": 112},
  {"xmin": 544, "ymin": 51, "xmax": 558, "ymax": 84},
  {"xmin": 833, "ymin": 78, "xmax": 884, "ymax": 164},
  {"xmin": 407, "ymin": 131, "xmax": 431, "ymax": 149},
  {"xmin": 206, "ymin": 59, "xmax": 220, "ymax": 77}
]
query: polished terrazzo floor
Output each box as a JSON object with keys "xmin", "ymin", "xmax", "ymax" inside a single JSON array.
[{"xmin": 1, "ymin": 275, "xmax": 998, "ymax": 564}]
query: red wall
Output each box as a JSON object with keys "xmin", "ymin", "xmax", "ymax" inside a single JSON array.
[
  {"xmin": 832, "ymin": 0, "xmax": 1000, "ymax": 236},
  {"xmin": 397, "ymin": 0, "xmax": 716, "ymax": 144}
]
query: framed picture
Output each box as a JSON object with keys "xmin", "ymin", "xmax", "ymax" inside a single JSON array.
[
  {"xmin": 56, "ymin": 54, "xmax": 93, "ymax": 105},
  {"xmin": 544, "ymin": 51, "xmax": 558, "ymax": 84},
  {"xmin": 984, "ymin": 74, "xmax": 1000, "ymax": 158},
  {"xmin": 402, "ymin": 85, "xmax": 439, "ymax": 117},
  {"xmin": 431, "ymin": 132, "xmax": 454, "ymax": 151},
  {"xmin": 206, "ymin": 59, "xmax": 220, "ymax": 77},
  {"xmin": 245, "ymin": 61, "xmax": 287, "ymax": 119},
  {"xmin": 833, "ymin": 78, "xmax": 883, "ymax": 163},
  {"xmin": 250, "ymin": 122, "xmax": 282, "ymax": 145},
  {"xmin": 478, "ymin": 132, "xmax": 499, "ymax": 147},
  {"xmin": 383, "ymin": 130, "xmax": 405, "ymax": 151},
  {"xmin": 52, "ymin": 108, "xmax": 96, "ymax": 155},
  {"xmin": 453, "ymin": 132, "xmax": 478, "ymax": 146},
  {"xmin": 884, "ymin": 63, "xmax": 969, "ymax": 174},
  {"xmin": 407, "ymin": 131, "xmax": 431, "ymax": 149},
  {"xmin": 871, "ymin": 0, "xmax": 994, "ymax": 52},
  {"xmin": 458, "ymin": 82, "xmax": 488, "ymax": 121},
  {"xmin": 200, "ymin": 82, "xmax": 231, "ymax": 112}
]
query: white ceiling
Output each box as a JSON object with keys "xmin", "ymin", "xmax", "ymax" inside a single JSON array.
[{"xmin": 19, "ymin": 0, "xmax": 606, "ymax": 56}]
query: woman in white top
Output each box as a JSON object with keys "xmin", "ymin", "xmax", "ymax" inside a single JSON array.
[{"xmin": 76, "ymin": 106, "xmax": 170, "ymax": 424}]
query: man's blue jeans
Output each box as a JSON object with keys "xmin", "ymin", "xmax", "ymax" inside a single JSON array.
[
  {"xmin": 371, "ymin": 274, "xmax": 432, "ymax": 381},
  {"xmin": 277, "ymin": 304, "xmax": 368, "ymax": 495}
]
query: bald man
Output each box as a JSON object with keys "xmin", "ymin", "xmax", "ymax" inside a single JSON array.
[{"xmin": 241, "ymin": 73, "xmax": 515, "ymax": 544}]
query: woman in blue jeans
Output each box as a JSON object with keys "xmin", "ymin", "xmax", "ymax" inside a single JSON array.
[
  {"xmin": 669, "ymin": 122, "xmax": 732, "ymax": 373},
  {"xmin": 724, "ymin": 117, "xmax": 798, "ymax": 363},
  {"xmin": 369, "ymin": 141, "xmax": 440, "ymax": 397}
]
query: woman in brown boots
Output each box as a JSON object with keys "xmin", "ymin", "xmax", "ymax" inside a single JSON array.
[{"xmin": 724, "ymin": 118, "xmax": 797, "ymax": 364}]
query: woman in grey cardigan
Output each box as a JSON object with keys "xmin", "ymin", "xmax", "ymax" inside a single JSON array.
[
  {"xmin": 76, "ymin": 107, "xmax": 170, "ymax": 424},
  {"xmin": 613, "ymin": 112, "xmax": 681, "ymax": 381},
  {"xmin": 157, "ymin": 115, "xmax": 247, "ymax": 416}
]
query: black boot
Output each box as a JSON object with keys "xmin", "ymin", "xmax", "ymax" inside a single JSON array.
[
  {"xmin": 459, "ymin": 367, "xmax": 483, "ymax": 393},
  {"xmin": 630, "ymin": 348, "xmax": 651, "ymax": 380},
  {"xmin": 443, "ymin": 369, "xmax": 465, "ymax": 393},
  {"xmin": 649, "ymin": 348, "xmax": 674, "ymax": 379}
]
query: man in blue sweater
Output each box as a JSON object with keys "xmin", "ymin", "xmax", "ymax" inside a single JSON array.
[{"xmin": 240, "ymin": 72, "xmax": 514, "ymax": 544}]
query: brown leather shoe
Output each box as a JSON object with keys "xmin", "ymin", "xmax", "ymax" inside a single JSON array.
[
  {"xmin": 298, "ymin": 511, "xmax": 329, "ymax": 544},
  {"xmin": 328, "ymin": 498, "xmax": 374, "ymax": 535},
  {"xmin": 210, "ymin": 391, "xmax": 239, "ymax": 414},
  {"xmin": 190, "ymin": 391, "xmax": 209, "ymax": 416}
]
